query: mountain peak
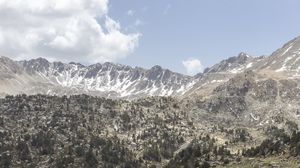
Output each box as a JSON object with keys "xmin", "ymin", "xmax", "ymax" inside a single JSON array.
[
  {"xmin": 103, "ymin": 62, "xmax": 116, "ymax": 66},
  {"xmin": 204, "ymin": 52, "xmax": 253, "ymax": 73},
  {"xmin": 150, "ymin": 65, "xmax": 163, "ymax": 70},
  {"xmin": 69, "ymin": 62, "xmax": 84, "ymax": 67},
  {"xmin": 22, "ymin": 57, "xmax": 51, "ymax": 73},
  {"xmin": 31, "ymin": 57, "xmax": 49, "ymax": 64},
  {"xmin": 238, "ymin": 52, "xmax": 251, "ymax": 58}
]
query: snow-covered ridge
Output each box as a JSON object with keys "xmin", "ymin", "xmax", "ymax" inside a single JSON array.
[
  {"xmin": 19, "ymin": 58, "xmax": 197, "ymax": 98},
  {"xmin": 2, "ymin": 36, "xmax": 300, "ymax": 98}
]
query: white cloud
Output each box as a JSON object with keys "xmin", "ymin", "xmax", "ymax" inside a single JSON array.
[
  {"xmin": 182, "ymin": 58, "xmax": 204, "ymax": 75},
  {"xmin": 0, "ymin": 0, "xmax": 141, "ymax": 64}
]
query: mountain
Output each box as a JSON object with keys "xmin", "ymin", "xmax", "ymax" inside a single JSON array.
[
  {"xmin": 1, "ymin": 36, "xmax": 300, "ymax": 99},
  {"xmin": 1, "ymin": 36, "xmax": 300, "ymax": 167},
  {"xmin": 185, "ymin": 37, "xmax": 300, "ymax": 98},
  {"xmin": 0, "ymin": 56, "xmax": 197, "ymax": 98},
  {"xmin": 182, "ymin": 52, "xmax": 258, "ymax": 97},
  {"xmin": 0, "ymin": 52, "xmax": 258, "ymax": 98},
  {"xmin": 180, "ymin": 36, "xmax": 300, "ymax": 150},
  {"xmin": 203, "ymin": 52, "xmax": 254, "ymax": 74}
]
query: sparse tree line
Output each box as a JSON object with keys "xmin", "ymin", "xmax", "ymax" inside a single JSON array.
[
  {"xmin": 0, "ymin": 94, "xmax": 190, "ymax": 167},
  {"xmin": 243, "ymin": 127, "xmax": 300, "ymax": 157},
  {"xmin": 0, "ymin": 94, "xmax": 299, "ymax": 167}
]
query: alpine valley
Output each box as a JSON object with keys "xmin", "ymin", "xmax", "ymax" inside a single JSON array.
[{"xmin": 1, "ymin": 37, "xmax": 300, "ymax": 167}]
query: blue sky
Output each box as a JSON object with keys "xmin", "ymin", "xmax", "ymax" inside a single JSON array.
[
  {"xmin": 109, "ymin": 0, "xmax": 300, "ymax": 74},
  {"xmin": 1, "ymin": 0, "xmax": 300, "ymax": 75}
]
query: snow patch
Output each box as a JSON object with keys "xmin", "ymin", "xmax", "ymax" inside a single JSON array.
[
  {"xmin": 246, "ymin": 63, "xmax": 253, "ymax": 68},
  {"xmin": 281, "ymin": 46, "xmax": 293, "ymax": 56}
]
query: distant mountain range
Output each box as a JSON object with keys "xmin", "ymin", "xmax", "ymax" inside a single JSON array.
[{"xmin": 1, "ymin": 36, "xmax": 300, "ymax": 98}]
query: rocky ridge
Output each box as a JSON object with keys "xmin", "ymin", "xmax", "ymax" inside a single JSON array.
[
  {"xmin": 0, "ymin": 57, "xmax": 196, "ymax": 98},
  {"xmin": 1, "ymin": 36, "xmax": 300, "ymax": 99}
]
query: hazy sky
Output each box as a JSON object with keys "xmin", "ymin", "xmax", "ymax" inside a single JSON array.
[{"xmin": 1, "ymin": 0, "xmax": 300, "ymax": 75}]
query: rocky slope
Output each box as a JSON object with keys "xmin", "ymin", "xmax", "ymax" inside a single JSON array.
[{"xmin": 258, "ymin": 36, "xmax": 300, "ymax": 74}]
